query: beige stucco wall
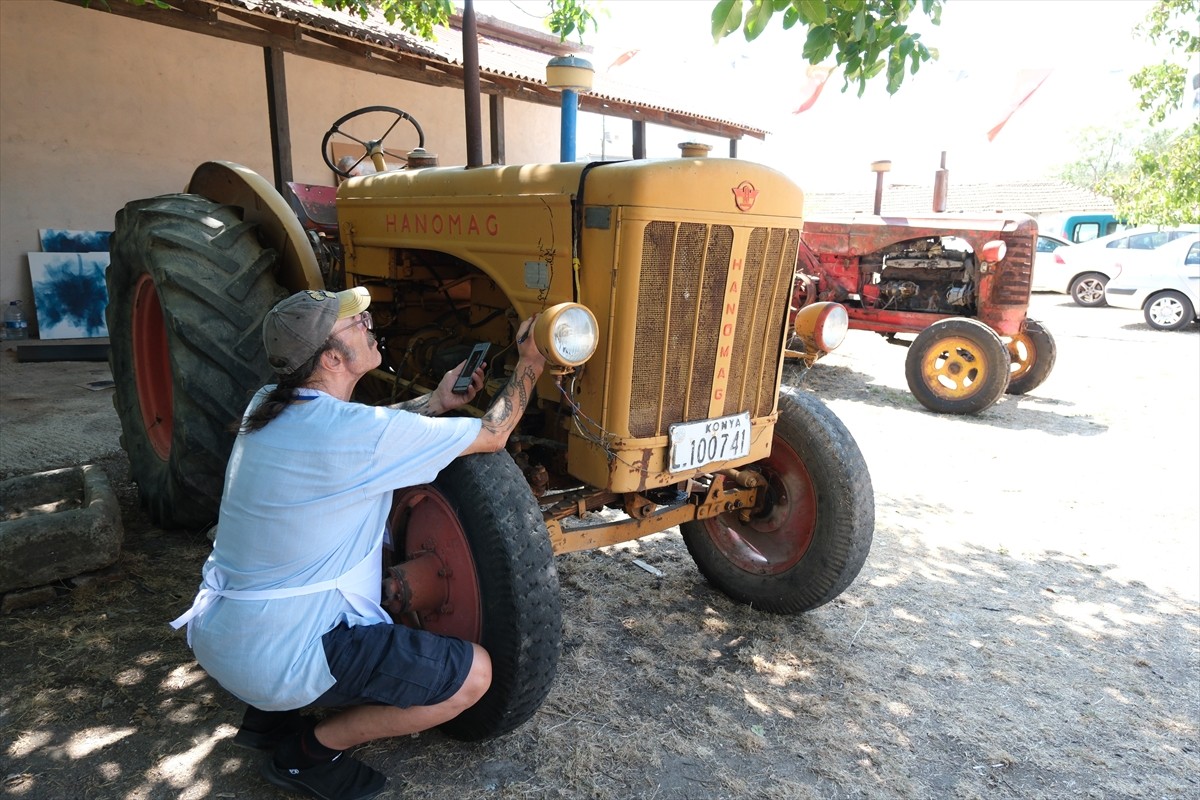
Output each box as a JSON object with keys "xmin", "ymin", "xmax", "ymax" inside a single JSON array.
[{"xmin": 0, "ymin": 0, "xmax": 560, "ymax": 336}]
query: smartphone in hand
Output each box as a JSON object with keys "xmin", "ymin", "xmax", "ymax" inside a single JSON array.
[{"xmin": 452, "ymin": 342, "xmax": 490, "ymax": 394}]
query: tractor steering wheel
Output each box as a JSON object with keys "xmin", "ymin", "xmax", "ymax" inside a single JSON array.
[{"xmin": 321, "ymin": 105, "xmax": 426, "ymax": 179}]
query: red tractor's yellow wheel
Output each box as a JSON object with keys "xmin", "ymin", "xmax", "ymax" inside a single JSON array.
[
  {"xmin": 904, "ymin": 318, "xmax": 1010, "ymax": 415},
  {"xmin": 1005, "ymin": 318, "xmax": 1057, "ymax": 395}
]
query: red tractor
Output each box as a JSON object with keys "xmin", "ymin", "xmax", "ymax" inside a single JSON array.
[{"xmin": 791, "ymin": 212, "xmax": 1055, "ymax": 414}]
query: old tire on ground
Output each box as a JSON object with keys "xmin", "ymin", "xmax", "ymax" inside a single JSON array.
[
  {"xmin": 107, "ymin": 194, "xmax": 285, "ymax": 530},
  {"xmin": 904, "ymin": 317, "xmax": 1011, "ymax": 415},
  {"xmin": 1144, "ymin": 290, "xmax": 1194, "ymax": 331},
  {"xmin": 388, "ymin": 451, "xmax": 561, "ymax": 741},
  {"xmin": 1006, "ymin": 318, "xmax": 1057, "ymax": 395},
  {"xmin": 680, "ymin": 390, "xmax": 874, "ymax": 613},
  {"xmin": 1070, "ymin": 272, "xmax": 1108, "ymax": 307}
]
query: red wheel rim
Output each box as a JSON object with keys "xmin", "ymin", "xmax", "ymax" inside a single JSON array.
[
  {"xmin": 132, "ymin": 274, "xmax": 173, "ymax": 460},
  {"xmin": 699, "ymin": 433, "xmax": 817, "ymax": 574},
  {"xmin": 388, "ymin": 487, "xmax": 483, "ymax": 642}
]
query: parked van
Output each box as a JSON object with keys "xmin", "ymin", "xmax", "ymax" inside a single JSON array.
[{"xmin": 1038, "ymin": 212, "xmax": 1130, "ymax": 243}]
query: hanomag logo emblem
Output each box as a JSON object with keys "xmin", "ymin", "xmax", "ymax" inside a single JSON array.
[{"xmin": 732, "ymin": 181, "xmax": 758, "ymax": 212}]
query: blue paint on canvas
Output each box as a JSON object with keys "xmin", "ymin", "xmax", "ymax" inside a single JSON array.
[
  {"xmin": 28, "ymin": 252, "xmax": 111, "ymax": 339},
  {"xmin": 38, "ymin": 228, "xmax": 112, "ymax": 253}
]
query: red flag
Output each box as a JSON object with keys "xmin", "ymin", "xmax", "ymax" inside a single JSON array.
[
  {"xmin": 987, "ymin": 68, "xmax": 1052, "ymax": 142},
  {"xmin": 793, "ymin": 65, "xmax": 834, "ymax": 114},
  {"xmin": 607, "ymin": 49, "xmax": 640, "ymax": 72}
]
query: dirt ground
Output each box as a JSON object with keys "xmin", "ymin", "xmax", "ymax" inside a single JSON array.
[{"xmin": 1, "ymin": 293, "xmax": 1197, "ymax": 800}]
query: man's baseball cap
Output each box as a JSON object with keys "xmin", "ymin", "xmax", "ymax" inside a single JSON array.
[{"xmin": 262, "ymin": 287, "xmax": 371, "ymax": 374}]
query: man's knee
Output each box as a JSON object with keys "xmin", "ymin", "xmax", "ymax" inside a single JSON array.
[{"xmin": 460, "ymin": 643, "xmax": 491, "ymax": 704}]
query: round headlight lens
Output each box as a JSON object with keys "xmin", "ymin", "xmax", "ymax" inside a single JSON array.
[
  {"xmin": 817, "ymin": 302, "xmax": 849, "ymax": 351},
  {"xmin": 532, "ymin": 303, "xmax": 598, "ymax": 367}
]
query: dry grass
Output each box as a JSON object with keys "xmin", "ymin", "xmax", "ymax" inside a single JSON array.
[{"xmin": 3, "ymin": 295, "xmax": 1198, "ymax": 799}]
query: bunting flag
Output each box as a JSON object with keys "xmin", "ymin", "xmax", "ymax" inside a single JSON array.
[
  {"xmin": 606, "ymin": 49, "xmax": 640, "ymax": 72},
  {"xmin": 986, "ymin": 68, "xmax": 1053, "ymax": 142},
  {"xmin": 793, "ymin": 65, "xmax": 834, "ymax": 114}
]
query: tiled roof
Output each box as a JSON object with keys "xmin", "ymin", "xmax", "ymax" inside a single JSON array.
[{"xmin": 805, "ymin": 180, "xmax": 1117, "ymax": 216}]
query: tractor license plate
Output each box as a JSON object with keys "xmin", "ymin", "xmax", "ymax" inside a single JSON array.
[{"xmin": 668, "ymin": 412, "xmax": 751, "ymax": 473}]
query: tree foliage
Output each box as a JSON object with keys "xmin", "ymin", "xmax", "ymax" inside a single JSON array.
[
  {"xmin": 1101, "ymin": 0, "xmax": 1199, "ymax": 225},
  {"xmin": 310, "ymin": 0, "xmax": 595, "ymax": 43},
  {"xmin": 709, "ymin": 0, "xmax": 942, "ymax": 96}
]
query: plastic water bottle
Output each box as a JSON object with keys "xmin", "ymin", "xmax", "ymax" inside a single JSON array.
[{"xmin": 4, "ymin": 300, "xmax": 29, "ymax": 340}]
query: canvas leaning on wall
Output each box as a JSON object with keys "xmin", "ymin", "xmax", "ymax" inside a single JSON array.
[{"xmin": 28, "ymin": 252, "xmax": 111, "ymax": 339}]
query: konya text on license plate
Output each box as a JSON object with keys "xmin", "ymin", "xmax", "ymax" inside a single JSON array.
[{"xmin": 669, "ymin": 412, "xmax": 751, "ymax": 472}]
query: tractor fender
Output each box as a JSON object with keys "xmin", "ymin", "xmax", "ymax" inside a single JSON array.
[{"xmin": 187, "ymin": 161, "xmax": 324, "ymax": 294}]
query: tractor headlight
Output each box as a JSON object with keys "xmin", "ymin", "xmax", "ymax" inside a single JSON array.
[
  {"xmin": 532, "ymin": 303, "xmax": 598, "ymax": 367},
  {"xmin": 794, "ymin": 301, "xmax": 849, "ymax": 354}
]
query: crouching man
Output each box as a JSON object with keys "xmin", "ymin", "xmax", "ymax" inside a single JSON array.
[{"xmin": 171, "ymin": 287, "xmax": 545, "ymax": 800}]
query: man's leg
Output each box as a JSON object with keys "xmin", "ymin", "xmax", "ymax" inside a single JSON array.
[{"xmin": 313, "ymin": 643, "xmax": 491, "ymax": 750}]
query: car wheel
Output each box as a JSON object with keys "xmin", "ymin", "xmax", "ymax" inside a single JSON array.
[
  {"xmin": 1144, "ymin": 290, "xmax": 1195, "ymax": 331},
  {"xmin": 1069, "ymin": 272, "xmax": 1108, "ymax": 307}
]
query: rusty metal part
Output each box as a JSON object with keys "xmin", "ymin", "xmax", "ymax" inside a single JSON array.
[
  {"xmin": 525, "ymin": 463, "xmax": 550, "ymax": 497},
  {"xmin": 623, "ymin": 493, "xmax": 657, "ymax": 519},
  {"xmin": 381, "ymin": 550, "xmax": 449, "ymax": 618},
  {"xmin": 546, "ymin": 475, "xmax": 759, "ymax": 554}
]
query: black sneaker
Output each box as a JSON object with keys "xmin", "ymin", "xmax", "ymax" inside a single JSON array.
[
  {"xmin": 261, "ymin": 751, "xmax": 387, "ymax": 800},
  {"xmin": 231, "ymin": 710, "xmax": 306, "ymax": 752}
]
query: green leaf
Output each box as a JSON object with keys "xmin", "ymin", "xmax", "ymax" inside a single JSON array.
[
  {"xmin": 745, "ymin": 0, "xmax": 776, "ymax": 41},
  {"xmin": 793, "ymin": 0, "xmax": 828, "ymax": 25},
  {"xmin": 712, "ymin": 0, "xmax": 743, "ymax": 41},
  {"xmin": 802, "ymin": 25, "xmax": 836, "ymax": 62}
]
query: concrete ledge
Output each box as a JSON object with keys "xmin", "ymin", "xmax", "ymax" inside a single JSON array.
[{"xmin": 0, "ymin": 465, "xmax": 124, "ymax": 596}]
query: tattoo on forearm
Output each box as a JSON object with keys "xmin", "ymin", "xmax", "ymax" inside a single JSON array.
[
  {"xmin": 393, "ymin": 394, "xmax": 436, "ymax": 416},
  {"xmin": 482, "ymin": 364, "xmax": 536, "ymax": 434}
]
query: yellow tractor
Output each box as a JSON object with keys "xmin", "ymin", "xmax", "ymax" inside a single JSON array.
[{"xmin": 106, "ymin": 106, "xmax": 873, "ymax": 741}]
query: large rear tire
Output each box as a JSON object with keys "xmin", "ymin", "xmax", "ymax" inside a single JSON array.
[
  {"xmin": 106, "ymin": 194, "xmax": 285, "ymax": 530},
  {"xmin": 388, "ymin": 451, "xmax": 561, "ymax": 741},
  {"xmin": 904, "ymin": 317, "xmax": 1010, "ymax": 415},
  {"xmin": 1005, "ymin": 318, "xmax": 1057, "ymax": 395},
  {"xmin": 680, "ymin": 390, "xmax": 874, "ymax": 613}
]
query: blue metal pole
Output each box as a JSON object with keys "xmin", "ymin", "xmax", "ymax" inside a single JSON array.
[{"xmin": 560, "ymin": 89, "xmax": 577, "ymax": 162}]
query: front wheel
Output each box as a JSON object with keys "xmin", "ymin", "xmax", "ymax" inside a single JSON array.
[
  {"xmin": 1070, "ymin": 272, "xmax": 1108, "ymax": 307},
  {"xmin": 106, "ymin": 194, "xmax": 286, "ymax": 529},
  {"xmin": 1144, "ymin": 290, "xmax": 1195, "ymax": 331},
  {"xmin": 680, "ymin": 390, "xmax": 874, "ymax": 613},
  {"xmin": 387, "ymin": 451, "xmax": 561, "ymax": 741},
  {"xmin": 904, "ymin": 317, "xmax": 1010, "ymax": 415},
  {"xmin": 1006, "ymin": 318, "xmax": 1057, "ymax": 395}
]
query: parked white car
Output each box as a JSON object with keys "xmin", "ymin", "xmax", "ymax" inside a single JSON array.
[
  {"xmin": 1104, "ymin": 234, "xmax": 1200, "ymax": 331},
  {"xmin": 1040, "ymin": 226, "xmax": 1198, "ymax": 307},
  {"xmin": 1031, "ymin": 233, "xmax": 1072, "ymax": 292}
]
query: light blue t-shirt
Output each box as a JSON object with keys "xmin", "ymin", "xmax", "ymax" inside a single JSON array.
[{"xmin": 186, "ymin": 388, "xmax": 480, "ymax": 711}]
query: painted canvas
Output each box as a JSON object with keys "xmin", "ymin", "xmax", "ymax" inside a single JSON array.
[
  {"xmin": 38, "ymin": 228, "xmax": 112, "ymax": 254},
  {"xmin": 28, "ymin": 252, "xmax": 111, "ymax": 339}
]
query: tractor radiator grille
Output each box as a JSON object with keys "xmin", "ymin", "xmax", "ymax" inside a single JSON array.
[
  {"xmin": 991, "ymin": 231, "xmax": 1035, "ymax": 306},
  {"xmin": 629, "ymin": 222, "xmax": 799, "ymax": 438}
]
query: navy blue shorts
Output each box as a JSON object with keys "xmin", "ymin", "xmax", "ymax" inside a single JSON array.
[{"xmin": 312, "ymin": 622, "xmax": 474, "ymax": 709}]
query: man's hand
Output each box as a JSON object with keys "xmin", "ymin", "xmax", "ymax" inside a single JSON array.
[{"xmin": 432, "ymin": 358, "xmax": 485, "ymax": 413}]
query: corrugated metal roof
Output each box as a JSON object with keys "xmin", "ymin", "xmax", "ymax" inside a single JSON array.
[{"xmin": 222, "ymin": 0, "xmax": 768, "ymax": 139}]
